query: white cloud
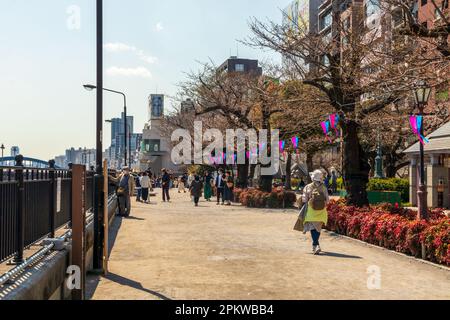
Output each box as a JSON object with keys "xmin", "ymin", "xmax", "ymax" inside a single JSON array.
[
  {"xmin": 104, "ymin": 42, "xmax": 157, "ymax": 64},
  {"xmin": 106, "ymin": 66, "xmax": 152, "ymax": 78},
  {"xmin": 155, "ymin": 22, "xmax": 164, "ymax": 32}
]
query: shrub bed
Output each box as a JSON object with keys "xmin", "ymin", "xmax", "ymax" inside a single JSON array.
[
  {"xmin": 367, "ymin": 178, "xmax": 409, "ymax": 203},
  {"xmin": 326, "ymin": 201, "xmax": 450, "ymax": 266},
  {"xmin": 234, "ymin": 187, "xmax": 297, "ymax": 209}
]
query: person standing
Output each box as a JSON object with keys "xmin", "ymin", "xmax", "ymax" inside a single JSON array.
[
  {"xmin": 178, "ymin": 175, "xmax": 186, "ymax": 193},
  {"xmin": 187, "ymin": 173, "xmax": 195, "ymax": 189},
  {"xmin": 140, "ymin": 172, "xmax": 151, "ymax": 204},
  {"xmin": 223, "ymin": 171, "xmax": 234, "ymax": 206},
  {"xmin": 215, "ymin": 170, "xmax": 225, "ymax": 205},
  {"xmin": 330, "ymin": 171, "xmax": 338, "ymax": 195},
  {"xmin": 109, "ymin": 167, "xmax": 135, "ymax": 217},
  {"xmin": 203, "ymin": 171, "xmax": 213, "ymax": 202},
  {"xmin": 161, "ymin": 169, "xmax": 171, "ymax": 202},
  {"xmin": 302, "ymin": 170, "xmax": 330, "ymax": 255},
  {"xmin": 135, "ymin": 173, "xmax": 142, "ymax": 202},
  {"xmin": 190, "ymin": 176, "xmax": 203, "ymax": 207}
]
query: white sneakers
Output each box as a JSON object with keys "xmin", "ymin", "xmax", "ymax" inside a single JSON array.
[{"xmin": 312, "ymin": 245, "xmax": 322, "ymax": 255}]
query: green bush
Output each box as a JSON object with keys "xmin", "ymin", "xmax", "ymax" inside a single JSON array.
[{"xmin": 367, "ymin": 178, "xmax": 409, "ymax": 203}]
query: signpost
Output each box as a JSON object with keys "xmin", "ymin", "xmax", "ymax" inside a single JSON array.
[{"xmin": 71, "ymin": 165, "xmax": 87, "ymax": 300}]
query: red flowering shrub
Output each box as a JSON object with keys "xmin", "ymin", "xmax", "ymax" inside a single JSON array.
[
  {"xmin": 235, "ymin": 188, "xmax": 296, "ymax": 208},
  {"xmin": 326, "ymin": 201, "xmax": 450, "ymax": 266}
]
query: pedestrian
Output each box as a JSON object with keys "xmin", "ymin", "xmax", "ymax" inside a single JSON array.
[
  {"xmin": 135, "ymin": 173, "xmax": 142, "ymax": 202},
  {"xmin": 330, "ymin": 171, "xmax": 338, "ymax": 195},
  {"xmin": 223, "ymin": 171, "xmax": 234, "ymax": 206},
  {"xmin": 187, "ymin": 173, "xmax": 195, "ymax": 189},
  {"xmin": 161, "ymin": 168, "xmax": 171, "ymax": 202},
  {"xmin": 302, "ymin": 170, "xmax": 330, "ymax": 255},
  {"xmin": 140, "ymin": 172, "xmax": 151, "ymax": 204},
  {"xmin": 190, "ymin": 175, "xmax": 203, "ymax": 207},
  {"xmin": 178, "ymin": 175, "xmax": 186, "ymax": 193},
  {"xmin": 109, "ymin": 167, "xmax": 135, "ymax": 217},
  {"xmin": 298, "ymin": 178, "xmax": 306, "ymax": 191},
  {"xmin": 203, "ymin": 171, "xmax": 213, "ymax": 202},
  {"xmin": 215, "ymin": 169, "xmax": 225, "ymax": 205}
]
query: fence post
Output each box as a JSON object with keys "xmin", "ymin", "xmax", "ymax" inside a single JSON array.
[
  {"xmin": 49, "ymin": 160, "xmax": 56, "ymax": 238},
  {"xmin": 12, "ymin": 155, "xmax": 25, "ymax": 265}
]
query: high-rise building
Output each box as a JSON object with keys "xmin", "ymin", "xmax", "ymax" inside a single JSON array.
[{"xmin": 107, "ymin": 112, "xmax": 134, "ymax": 165}]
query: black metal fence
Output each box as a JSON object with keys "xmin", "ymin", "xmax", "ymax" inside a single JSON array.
[{"xmin": 0, "ymin": 156, "xmax": 117, "ymax": 264}]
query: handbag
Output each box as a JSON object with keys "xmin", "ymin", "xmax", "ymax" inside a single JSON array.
[
  {"xmin": 117, "ymin": 187, "xmax": 126, "ymax": 196},
  {"xmin": 293, "ymin": 203, "xmax": 308, "ymax": 232}
]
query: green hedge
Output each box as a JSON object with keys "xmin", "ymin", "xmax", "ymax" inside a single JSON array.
[{"xmin": 367, "ymin": 178, "xmax": 409, "ymax": 203}]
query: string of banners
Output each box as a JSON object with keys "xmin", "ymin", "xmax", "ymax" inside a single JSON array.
[
  {"xmin": 321, "ymin": 113, "xmax": 340, "ymax": 143},
  {"xmin": 207, "ymin": 136, "xmax": 302, "ymax": 164},
  {"xmin": 409, "ymin": 115, "xmax": 429, "ymax": 145}
]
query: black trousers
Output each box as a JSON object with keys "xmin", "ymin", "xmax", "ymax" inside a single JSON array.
[
  {"xmin": 216, "ymin": 188, "xmax": 224, "ymax": 203},
  {"xmin": 194, "ymin": 196, "xmax": 200, "ymax": 205},
  {"xmin": 142, "ymin": 188, "xmax": 149, "ymax": 202},
  {"xmin": 162, "ymin": 187, "xmax": 170, "ymax": 201}
]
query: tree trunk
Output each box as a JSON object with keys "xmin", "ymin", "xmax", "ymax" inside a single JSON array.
[
  {"xmin": 285, "ymin": 152, "xmax": 292, "ymax": 190},
  {"xmin": 306, "ymin": 152, "xmax": 314, "ymax": 183},
  {"xmin": 385, "ymin": 152, "xmax": 397, "ymax": 178},
  {"xmin": 236, "ymin": 162, "xmax": 249, "ymax": 189},
  {"xmin": 258, "ymin": 108, "xmax": 273, "ymax": 193},
  {"xmin": 249, "ymin": 164, "xmax": 256, "ymax": 187},
  {"xmin": 342, "ymin": 120, "xmax": 370, "ymax": 207}
]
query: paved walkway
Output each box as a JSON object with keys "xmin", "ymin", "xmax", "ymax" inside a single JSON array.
[{"xmin": 87, "ymin": 190, "xmax": 450, "ymax": 300}]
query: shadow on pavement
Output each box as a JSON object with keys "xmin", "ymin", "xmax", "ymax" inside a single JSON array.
[
  {"xmin": 124, "ymin": 216, "xmax": 146, "ymax": 221},
  {"xmin": 86, "ymin": 216, "xmax": 123, "ymax": 299},
  {"xmin": 104, "ymin": 272, "xmax": 172, "ymax": 300},
  {"xmin": 320, "ymin": 252, "xmax": 362, "ymax": 259}
]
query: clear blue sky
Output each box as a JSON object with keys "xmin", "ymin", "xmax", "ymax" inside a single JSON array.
[{"xmin": 0, "ymin": 0, "xmax": 286, "ymax": 160}]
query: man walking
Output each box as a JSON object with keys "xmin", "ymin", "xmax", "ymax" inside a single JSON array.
[
  {"xmin": 215, "ymin": 169, "xmax": 225, "ymax": 205},
  {"xmin": 140, "ymin": 172, "xmax": 151, "ymax": 204},
  {"xmin": 161, "ymin": 168, "xmax": 171, "ymax": 202}
]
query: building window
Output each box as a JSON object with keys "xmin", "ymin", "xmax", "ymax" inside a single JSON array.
[
  {"xmin": 366, "ymin": 0, "xmax": 380, "ymax": 17},
  {"xmin": 421, "ymin": 0, "xmax": 427, "ymax": 6},
  {"xmin": 319, "ymin": 10, "xmax": 332, "ymax": 31},
  {"xmin": 235, "ymin": 64, "xmax": 245, "ymax": 72}
]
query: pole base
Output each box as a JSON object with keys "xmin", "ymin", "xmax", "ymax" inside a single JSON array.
[
  {"xmin": 7, "ymin": 258, "xmax": 25, "ymax": 266},
  {"xmin": 417, "ymin": 184, "xmax": 428, "ymax": 220}
]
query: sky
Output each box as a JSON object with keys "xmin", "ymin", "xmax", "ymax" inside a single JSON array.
[{"xmin": 0, "ymin": 0, "xmax": 286, "ymax": 160}]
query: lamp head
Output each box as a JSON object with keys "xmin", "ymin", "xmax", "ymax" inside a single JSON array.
[
  {"xmin": 83, "ymin": 84, "xmax": 97, "ymax": 91},
  {"xmin": 414, "ymin": 81, "xmax": 432, "ymax": 105}
]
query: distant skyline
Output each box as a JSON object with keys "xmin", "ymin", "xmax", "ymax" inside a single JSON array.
[{"xmin": 0, "ymin": 0, "xmax": 285, "ymax": 160}]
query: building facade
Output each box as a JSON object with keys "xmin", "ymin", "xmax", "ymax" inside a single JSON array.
[
  {"xmin": 218, "ymin": 57, "xmax": 263, "ymax": 76},
  {"xmin": 139, "ymin": 94, "xmax": 179, "ymax": 174}
]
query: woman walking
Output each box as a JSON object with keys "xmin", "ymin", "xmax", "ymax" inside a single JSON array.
[
  {"xmin": 203, "ymin": 171, "xmax": 213, "ymax": 202},
  {"xmin": 302, "ymin": 170, "xmax": 330, "ymax": 255}
]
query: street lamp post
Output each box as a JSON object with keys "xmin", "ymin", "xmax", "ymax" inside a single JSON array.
[
  {"xmin": 84, "ymin": 85, "xmax": 128, "ymax": 167},
  {"xmin": 413, "ymin": 82, "xmax": 432, "ymax": 220}
]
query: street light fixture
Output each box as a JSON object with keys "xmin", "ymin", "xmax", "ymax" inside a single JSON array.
[
  {"xmin": 84, "ymin": 84, "xmax": 129, "ymax": 166},
  {"xmin": 413, "ymin": 81, "xmax": 432, "ymax": 220}
]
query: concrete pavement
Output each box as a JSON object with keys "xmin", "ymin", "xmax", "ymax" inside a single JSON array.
[{"xmin": 87, "ymin": 189, "xmax": 450, "ymax": 300}]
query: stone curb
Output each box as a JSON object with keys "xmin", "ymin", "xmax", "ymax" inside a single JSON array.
[{"xmin": 323, "ymin": 230, "xmax": 450, "ymax": 272}]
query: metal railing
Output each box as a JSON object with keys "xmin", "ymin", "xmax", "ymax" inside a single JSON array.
[{"xmin": 0, "ymin": 155, "xmax": 117, "ymax": 264}]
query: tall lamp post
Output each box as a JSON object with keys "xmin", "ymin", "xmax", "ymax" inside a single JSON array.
[
  {"xmin": 413, "ymin": 82, "xmax": 432, "ymax": 220},
  {"xmin": 84, "ymin": 85, "xmax": 128, "ymax": 166}
]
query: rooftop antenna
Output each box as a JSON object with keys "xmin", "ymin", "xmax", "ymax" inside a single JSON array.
[{"xmin": 236, "ymin": 42, "xmax": 239, "ymax": 58}]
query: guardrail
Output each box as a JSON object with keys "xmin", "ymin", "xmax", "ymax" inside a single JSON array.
[{"xmin": 0, "ymin": 155, "xmax": 117, "ymax": 264}]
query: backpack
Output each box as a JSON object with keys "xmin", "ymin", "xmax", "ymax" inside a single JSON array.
[{"xmin": 308, "ymin": 183, "xmax": 326, "ymax": 210}]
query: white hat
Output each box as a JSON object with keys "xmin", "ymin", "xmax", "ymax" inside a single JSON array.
[{"xmin": 310, "ymin": 170, "xmax": 324, "ymax": 182}]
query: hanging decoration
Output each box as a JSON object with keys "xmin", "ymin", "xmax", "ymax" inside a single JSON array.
[{"xmin": 409, "ymin": 115, "xmax": 429, "ymax": 145}]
